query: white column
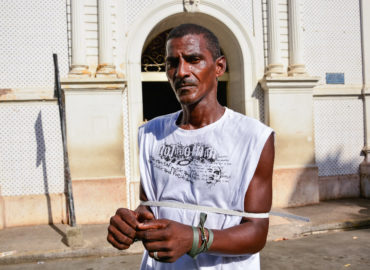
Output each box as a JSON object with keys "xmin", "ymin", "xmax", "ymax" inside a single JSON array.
[
  {"xmin": 288, "ymin": 0, "xmax": 306, "ymax": 76},
  {"xmin": 96, "ymin": 0, "xmax": 116, "ymax": 77},
  {"xmin": 266, "ymin": 0, "xmax": 284, "ymax": 77},
  {"xmin": 69, "ymin": 0, "xmax": 90, "ymax": 77},
  {"xmin": 360, "ymin": 0, "xmax": 370, "ymax": 197}
]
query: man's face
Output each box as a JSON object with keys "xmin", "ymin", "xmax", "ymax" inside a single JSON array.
[{"xmin": 165, "ymin": 34, "xmax": 224, "ymax": 106}]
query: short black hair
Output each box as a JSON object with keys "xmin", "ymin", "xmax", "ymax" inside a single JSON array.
[{"xmin": 166, "ymin": 24, "xmax": 221, "ymax": 60}]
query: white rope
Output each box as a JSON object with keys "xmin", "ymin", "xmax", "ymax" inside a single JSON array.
[{"xmin": 140, "ymin": 200, "xmax": 270, "ymax": 219}]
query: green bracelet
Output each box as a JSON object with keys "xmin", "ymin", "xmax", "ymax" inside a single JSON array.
[
  {"xmin": 187, "ymin": 226, "xmax": 200, "ymax": 258},
  {"xmin": 188, "ymin": 213, "xmax": 209, "ymax": 259}
]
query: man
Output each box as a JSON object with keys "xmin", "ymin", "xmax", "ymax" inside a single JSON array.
[{"xmin": 107, "ymin": 23, "xmax": 274, "ymax": 269}]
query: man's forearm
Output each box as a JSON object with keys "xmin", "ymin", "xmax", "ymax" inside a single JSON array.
[{"xmin": 207, "ymin": 218, "xmax": 269, "ymax": 255}]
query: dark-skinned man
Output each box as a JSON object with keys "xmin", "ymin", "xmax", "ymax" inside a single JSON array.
[{"xmin": 107, "ymin": 23, "xmax": 275, "ymax": 270}]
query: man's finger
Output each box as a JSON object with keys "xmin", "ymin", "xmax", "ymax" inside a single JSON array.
[
  {"xmin": 110, "ymin": 215, "xmax": 136, "ymax": 239},
  {"xmin": 142, "ymin": 237, "xmax": 171, "ymax": 252},
  {"xmin": 137, "ymin": 219, "xmax": 168, "ymax": 230},
  {"xmin": 107, "ymin": 233, "xmax": 130, "ymax": 250},
  {"xmin": 136, "ymin": 226, "xmax": 170, "ymax": 242},
  {"xmin": 137, "ymin": 209, "xmax": 155, "ymax": 222},
  {"xmin": 108, "ymin": 224, "xmax": 135, "ymax": 246},
  {"xmin": 116, "ymin": 208, "xmax": 139, "ymax": 229}
]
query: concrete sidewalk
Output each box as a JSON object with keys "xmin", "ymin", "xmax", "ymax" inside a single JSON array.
[{"xmin": 1, "ymin": 198, "xmax": 369, "ymax": 265}]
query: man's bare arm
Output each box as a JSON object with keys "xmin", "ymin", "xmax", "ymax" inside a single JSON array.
[{"xmin": 208, "ymin": 133, "xmax": 274, "ymax": 254}]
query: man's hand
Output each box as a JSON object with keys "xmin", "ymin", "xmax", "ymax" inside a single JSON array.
[
  {"xmin": 107, "ymin": 206, "xmax": 155, "ymax": 250},
  {"xmin": 136, "ymin": 219, "xmax": 194, "ymax": 263}
]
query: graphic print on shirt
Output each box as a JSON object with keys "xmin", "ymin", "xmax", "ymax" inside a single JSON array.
[{"xmin": 150, "ymin": 142, "xmax": 231, "ymax": 187}]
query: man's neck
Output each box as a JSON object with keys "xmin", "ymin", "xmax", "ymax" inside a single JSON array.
[{"xmin": 177, "ymin": 101, "xmax": 225, "ymax": 130}]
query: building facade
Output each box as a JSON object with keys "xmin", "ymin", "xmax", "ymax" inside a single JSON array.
[{"xmin": 1, "ymin": 0, "xmax": 370, "ymax": 228}]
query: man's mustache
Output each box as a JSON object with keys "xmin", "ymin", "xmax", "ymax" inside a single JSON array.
[{"xmin": 174, "ymin": 79, "xmax": 198, "ymax": 89}]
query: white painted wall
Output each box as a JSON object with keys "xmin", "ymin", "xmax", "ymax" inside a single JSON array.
[
  {"xmin": 302, "ymin": 0, "xmax": 362, "ymax": 84},
  {"xmin": 0, "ymin": 102, "xmax": 64, "ymax": 196},
  {"xmin": 0, "ymin": 0, "xmax": 69, "ymax": 88},
  {"xmin": 314, "ymin": 97, "xmax": 364, "ymax": 176}
]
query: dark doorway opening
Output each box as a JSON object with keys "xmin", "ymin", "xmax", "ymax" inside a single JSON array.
[{"xmin": 142, "ymin": 81, "xmax": 227, "ymax": 121}]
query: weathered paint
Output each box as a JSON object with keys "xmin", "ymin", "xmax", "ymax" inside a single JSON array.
[
  {"xmin": 319, "ymin": 174, "xmax": 360, "ymax": 200},
  {"xmin": 0, "ymin": 192, "xmax": 4, "ymax": 229},
  {"xmin": 274, "ymin": 135, "xmax": 315, "ymax": 167},
  {"xmin": 69, "ymin": 143, "xmax": 125, "ymax": 179},
  {"xmin": 0, "ymin": 88, "xmax": 55, "ymax": 101},
  {"xmin": 2, "ymin": 193, "xmax": 67, "ymax": 228},
  {"xmin": 272, "ymin": 166, "xmax": 319, "ymax": 208},
  {"xmin": 0, "ymin": 178, "xmax": 126, "ymax": 228},
  {"xmin": 360, "ymin": 161, "xmax": 370, "ymax": 198},
  {"xmin": 0, "ymin": 89, "xmax": 12, "ymax": 97},
  {"xmin": 72, "ymin": 178, "xmax": 126, "ymax": 224}
]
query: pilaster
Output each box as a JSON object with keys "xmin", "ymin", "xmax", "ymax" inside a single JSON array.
[
  {"xmin": 265, "ymin": 0, "xmax": 284, "ymax": 77},
  {"xmin": 288, "ymin": 0, "xmax": 306, "ymax": 76},
  {"xmin": 96, "ymin": 0, "xmax": 116, "ymax": 77},
  {"xmin": 69, "ymin": 0, "xmax": 90, "ymax": 77},
  {"xmin": 261, "ymin": 76, "xmax": 320, "ymax": 207},
  {"xmin": 61, "ymin": 78, "xmax": 129, "ymax": 214},
  {"xmin": 360, "ymin": 0, "xmax": 370, "ymax": 198}
]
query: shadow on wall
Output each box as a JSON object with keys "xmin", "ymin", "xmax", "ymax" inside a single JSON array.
[
  {"xmin": 252, "ymin": 84, "xmax": 265, "ymax": 123},
  {"xmin": 316, "ymin": 147, "xmax": 363, "ymax": 177},
  {"xmin": 284, "ymin": 147, "xmax": 364, "ymax": 208},
  {"xmin": 35, "ymin": 111, "xmax": 66, "ymax": 240}
]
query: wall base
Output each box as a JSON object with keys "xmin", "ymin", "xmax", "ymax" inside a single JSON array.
[
  {"xmin": 2, "ymin": 193, "xmax": 67, "ymax": 228},
  {"xmin": 319, "ymin": 174, "xmax": 360, "ymax": 200},
  {"xmin": 360, "ymin": 161, "xmax": 370, "ymax": 198},
  {"xmin": 0, "ymin": 193, "xmax": 4, "ymax": 229},
  {"xmin": 72, "ymin": 177, "xmax": 127, "ymax": 224},
  {"xmin": 0, "ymin": 177, "xmax": 127, "ymax": 229},
  {"xmin": 273, "ymin": 166, "xmax": 319, "ymax": 208}
]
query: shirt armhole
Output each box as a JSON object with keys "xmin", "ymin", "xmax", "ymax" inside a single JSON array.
[{"xmin": 240, "ymin": 127, "xmax": 274, "ymax": 211}]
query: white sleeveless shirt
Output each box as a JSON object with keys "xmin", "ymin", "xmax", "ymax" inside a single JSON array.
[{"xmin": 138, "ymin": 108, "xmax": 273, "ymax": 270}]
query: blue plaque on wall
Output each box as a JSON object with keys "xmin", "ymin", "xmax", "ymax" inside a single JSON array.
[{"xmin": 326, "ymin": 73, "xmax": 344, "ymax": 84}]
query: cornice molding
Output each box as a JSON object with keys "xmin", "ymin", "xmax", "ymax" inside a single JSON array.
[
  {"xmin": 0, "ymin": 87, "xmax": 55, "ymax": 102},
  {"xmin": 260, "ymin": 76, "xmax": 320, "ymax": 93},
  {"xmin": 61, "ymin": 78, "xmax": 126, "ymax": 90}
]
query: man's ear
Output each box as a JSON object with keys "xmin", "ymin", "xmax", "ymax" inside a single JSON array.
[{"xmin": 215, "ymin": 56, "xmax": 227, "ymax": 78}]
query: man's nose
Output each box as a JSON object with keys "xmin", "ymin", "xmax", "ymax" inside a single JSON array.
[{"xmin": 176, "ymin": 58, "xmax": 190, "ymax": 78}]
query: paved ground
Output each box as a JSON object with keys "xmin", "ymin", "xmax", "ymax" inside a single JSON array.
[
  {"xmin": 260, "ymin": 228, "xmax": 370, "ymax": 270},
  {"xmin": 1, "ymin": 228, "xmax": 369, "ymax": 269},
  {"xmin": 0, "ymin": 255, "xmax": 142, "ymax": 270},
  {"xmin": 0, "ymin": 198, "xmax": 369, "ymax": 266}
]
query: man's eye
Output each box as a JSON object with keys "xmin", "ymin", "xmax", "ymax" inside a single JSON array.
[
  {"xmin": 166, "ymin": 61, "xmax": 177, "ymax": 68},
  {"xmin": 189, "ymin": 57, "xmax": 200, "ymax": 63}
]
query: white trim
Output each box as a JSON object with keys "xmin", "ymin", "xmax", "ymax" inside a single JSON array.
[
  {"xmin": 313, "ymin": 85, "xmax": 363, "ymax": 96},
  {"xmin": 0, "ymin": 87, "xmax": 55, "ymax": 101},
  {"xmin": 141, "ymin": 72, "xmax": 229, "ymax": 82},
  {"xmin": 361, "ymin": 0, "xmax": 370, "ymax": 86}
]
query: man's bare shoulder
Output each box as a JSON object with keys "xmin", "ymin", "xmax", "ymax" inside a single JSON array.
[
  {"xmin": 225, "ymin": 108, "xmax": 272, "ymax": 137},
  {"xmin": 139, "ymin": 111, "xmax": 180, "ymax": 138}
]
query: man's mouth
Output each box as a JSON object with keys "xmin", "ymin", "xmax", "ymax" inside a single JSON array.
[
  {"xmin": 174, "ymin": 79, "xmax": 198, "ymax": 90},
  {"xmin": 176, "ymin": 85, "xmax": 196, "ymax": 90}
]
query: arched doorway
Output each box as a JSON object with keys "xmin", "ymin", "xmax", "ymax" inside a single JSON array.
[
  {"xmin": 125, "ymin": 2, "xmax": 260, "ymax": 204},
  {"xmin": 141, "ymin": 29, "xmax": 228, "ymax": 121}
]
